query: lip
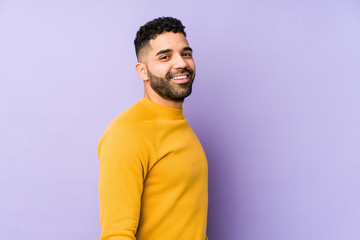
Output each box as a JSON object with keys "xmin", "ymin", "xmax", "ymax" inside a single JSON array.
[{"xmin": 170, "ymin": 74, "xmax": 190, "ymax": 84}]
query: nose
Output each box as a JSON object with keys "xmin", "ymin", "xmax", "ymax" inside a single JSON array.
[{"xmin": 173, "ymin": 54, "xmax": 188, "ymax": 69}]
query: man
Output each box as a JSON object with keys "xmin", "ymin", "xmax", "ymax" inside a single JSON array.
[{"xmin": 98, "ymin": 17, "xmax": 208, "ymax": 240}]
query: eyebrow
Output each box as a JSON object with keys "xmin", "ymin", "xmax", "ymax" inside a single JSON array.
[
  {"xmin": 156, "ymin": 49, "xmax": 172, "ymax": 56},
  {"xmin": 155, "ymin": 47, "xmax": 193, "ymax": 56},
  {"xmin": 183, "ymin": 47, "xmax": 193, "ymax": 52}
]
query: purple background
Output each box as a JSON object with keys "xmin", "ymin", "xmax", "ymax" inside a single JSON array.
[{"xmin": 1, "ymin": 0, "xmax": 360, "ymax": 239}]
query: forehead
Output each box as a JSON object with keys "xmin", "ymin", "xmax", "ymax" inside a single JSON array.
[{"xmin": 149, "ymin": 32, "xmax": 190, "ymax": 54}]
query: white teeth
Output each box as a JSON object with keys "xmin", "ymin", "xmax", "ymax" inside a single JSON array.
[{"xmin": 172, "ymin": 75, "xmax": 187, "ymax": 80}]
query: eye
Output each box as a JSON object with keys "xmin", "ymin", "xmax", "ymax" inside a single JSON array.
[
  {"xmin": 182, "ymin": 52, "xmax": 192, "ymax": 57},
  {"xmin": 160, "ymin": 55, "xmax": 170, "ymax": 60}
]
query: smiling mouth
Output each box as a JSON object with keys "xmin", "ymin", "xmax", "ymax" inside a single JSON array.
[
  {"xmin": 170, "ymin": 74, "xmax": 190, "ymax": 84},
  {"xmin": 172, "ymin": 74, "xmax": 188, "ymax": 80}
]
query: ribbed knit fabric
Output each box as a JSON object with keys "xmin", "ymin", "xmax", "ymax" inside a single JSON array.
[{"xmin": 98, "ymin": 98, "xmax": 208, "ymax": 240}]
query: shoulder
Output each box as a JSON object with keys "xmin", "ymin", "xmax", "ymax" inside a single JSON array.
[
  {"xmin": 106, "ymin": 101, "xmax": 157, "ymax": 136},
  {"xmin": 97, "ymin": 101, "xmax": 159, "ymax": 173},
  {"xmin": 98, "ymin": 101, "xmax": 158, "ymax": 153}
]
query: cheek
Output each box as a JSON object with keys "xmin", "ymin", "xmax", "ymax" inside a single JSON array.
[
  {"xmin": 157, "ymin": 66, "xmax": 173, "ymax": 76},
  {"xmin": 188, "ymin": 61, "xmax": 196, "ymax": 72},
  {"xmin": 187, "ymin": 59, "xmax": 196, "ymax": 69}
]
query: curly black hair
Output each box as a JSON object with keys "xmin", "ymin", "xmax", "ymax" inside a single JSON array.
[{"xmin": 134, "ymin": 17, "xmax": 186, "ymax": 60}]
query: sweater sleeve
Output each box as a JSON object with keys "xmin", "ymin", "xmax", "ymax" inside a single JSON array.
[{"xmin": 98, "ymin": 128, "xmax": 147, "ymax": 240}]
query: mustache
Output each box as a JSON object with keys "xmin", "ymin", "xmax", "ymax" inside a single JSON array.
[{"xmin": 166, "ymin": 68, "xmax": 194, "ymax": 79}]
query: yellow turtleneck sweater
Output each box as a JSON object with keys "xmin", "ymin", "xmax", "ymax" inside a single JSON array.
[{"xmin": 98, "ymin": 98, "xmax": 208, "ymax": 240}]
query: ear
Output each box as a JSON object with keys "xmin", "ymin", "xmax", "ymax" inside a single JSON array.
[{"xmin": 135, "ymin": 63, "xmax": 148, "ymax": 81}]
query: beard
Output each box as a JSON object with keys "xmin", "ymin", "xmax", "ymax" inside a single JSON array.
[{"xmin": 147, "ymin": 68, "xmax": 195, "ymax": 103}]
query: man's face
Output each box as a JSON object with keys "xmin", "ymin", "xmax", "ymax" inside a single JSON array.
[{"xmin": 142, "ymin": 32, "xmax": 196, "ymax": 102}]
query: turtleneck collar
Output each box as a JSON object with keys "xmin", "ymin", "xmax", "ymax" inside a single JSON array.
[{"xmin": 139, "ymin": 98, "xmax": 184, "ymax": 120}]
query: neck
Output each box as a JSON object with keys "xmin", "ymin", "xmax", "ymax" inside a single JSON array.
[{"xmin": 144, "ymin": 91, "xmax": 183, "ymax": 109}]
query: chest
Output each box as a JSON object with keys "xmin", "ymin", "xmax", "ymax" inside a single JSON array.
[{"xmin": 145, "ymin": 120, "xmax": 208, "ymax": 188}]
